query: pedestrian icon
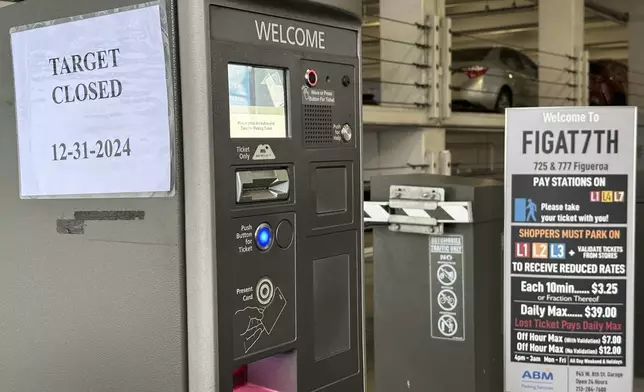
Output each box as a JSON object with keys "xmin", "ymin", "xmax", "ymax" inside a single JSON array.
[
  {"xmin": 437, "ymin": 289, "xmax": 458, "ymax": 311},
  {"xmin": 437, "ymin": 264, "xmax": 457, "ymax": 286},
  {"xmin": 437, "ymin": 314, "xmax": 458, "ymax": 337},
  {"xmin": 514, "ymin": 198, "xmax": 537, "ymax": 222}
]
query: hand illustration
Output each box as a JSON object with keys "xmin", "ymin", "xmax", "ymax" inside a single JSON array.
[{"xmin": 234, "ymin": 306, "xmax": 265, "ymax": 353}]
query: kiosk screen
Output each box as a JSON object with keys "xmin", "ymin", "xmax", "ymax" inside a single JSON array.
[{"xmin": 228, "ymin": 64, "xmax": 287, "ymax": 139}]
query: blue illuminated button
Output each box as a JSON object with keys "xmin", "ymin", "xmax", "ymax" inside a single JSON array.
[{"xmin": 255, "ymin": 223, "xmax": 273, "ymax": 251}]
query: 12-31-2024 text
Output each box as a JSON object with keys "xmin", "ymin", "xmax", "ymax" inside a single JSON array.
[{"xmin": 52, "ymin": 138, "xmax": 131, "ymax": 161}]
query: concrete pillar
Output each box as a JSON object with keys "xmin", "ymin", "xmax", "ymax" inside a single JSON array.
[
  {"xmin": 378, "ymin": 0, "xmax": 445, "ymax": 106},
  {"xmin": 537, "ymin": 0, "xmax": 584, "ymax": 106},
  {"xmin": 362, "ymin": 0, "xmax": 447, "ymax": 181}
]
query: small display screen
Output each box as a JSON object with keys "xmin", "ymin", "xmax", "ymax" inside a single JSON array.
[{"xmin": 228, "ymin": 64, "xmax": 288, "ymax": 139}]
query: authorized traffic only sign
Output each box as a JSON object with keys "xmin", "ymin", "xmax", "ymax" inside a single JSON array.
[
  {"xmin": 504, "ymin": 107, "xmax": 637, "ymax": 392},
  {"xmin": 430, "ymin": 235, "xmax": 465, "ymax": 341}
]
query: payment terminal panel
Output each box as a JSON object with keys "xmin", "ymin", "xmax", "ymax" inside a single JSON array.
[
  {"xmin": 209, "ymin": 1, "xmax": 363, "ymax": 391},
  {"xmin": 0, "ymin": 1, "xmax": 361, "ymax": 392}
]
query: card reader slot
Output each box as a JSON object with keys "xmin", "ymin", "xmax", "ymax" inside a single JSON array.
[{"xmin": 236, "ymin": 168, "xmax": 290, "ymax": 203}]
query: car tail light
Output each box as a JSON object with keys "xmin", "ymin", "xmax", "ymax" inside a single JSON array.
[{"xmin": 461, "ymin": 66, "xmax": 488, "ymax": 79}]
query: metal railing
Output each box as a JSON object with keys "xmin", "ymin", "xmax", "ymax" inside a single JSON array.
[{"xmin": 361, "ymin": 12, "xmax": 593, "ymax": 123}]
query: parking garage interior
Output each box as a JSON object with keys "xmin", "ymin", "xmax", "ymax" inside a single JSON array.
[{"xmin": 1, "ymin": 0, "xmax": 643, "ymax": 390}]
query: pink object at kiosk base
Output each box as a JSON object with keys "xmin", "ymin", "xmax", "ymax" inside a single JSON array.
[{"xmin": 234, "ymin": 384, "xmax": 279, "ymax": 392}]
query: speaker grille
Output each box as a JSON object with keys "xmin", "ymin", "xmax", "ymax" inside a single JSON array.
[{"xmin": 304, "ymin": 105, "xmax": 333, "ymax": 145}]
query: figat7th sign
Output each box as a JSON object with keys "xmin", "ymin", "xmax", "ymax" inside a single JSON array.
[{"xmin": 504, "ymin": 107, "xmax": 636, "ymax": 392}]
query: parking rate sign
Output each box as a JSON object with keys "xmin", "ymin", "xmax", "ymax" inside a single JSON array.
[{"xmin": 504, "ymin": 107, "xmax": 637, "ymax": 392}]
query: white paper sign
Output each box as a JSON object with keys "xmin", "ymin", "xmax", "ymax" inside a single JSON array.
[{"xmin": 11, "ymin": 4, "xmax": 172, "ymax": 198}]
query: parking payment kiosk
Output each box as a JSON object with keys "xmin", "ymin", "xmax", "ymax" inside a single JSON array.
[
  {"xmin": 0, "ymin": 0, "xmax": 363, "ymax": 392},
  {"xmin": 181, "ymin": 1, "xmax": 364, "ymax": 391}
]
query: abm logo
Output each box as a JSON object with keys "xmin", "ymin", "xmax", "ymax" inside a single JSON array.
[{"xmin": 522, "ymin": 370, "xmax": 554, "ymax": 382}]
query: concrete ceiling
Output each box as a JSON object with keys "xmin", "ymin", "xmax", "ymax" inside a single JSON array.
[
  {"xmin": 589, "ymin": 0, "xmax": 629, "ymax": 13},
  {"xmin": 1, "ymin": 0, "xmax": 632, "ymax": 60},
  {"xmin": 445, "ymin": 0, "xmax": 628, "ymax": 60},
  {"xmin": 363, "ymin": 0, "xmax": 629, "ymax": 61}
]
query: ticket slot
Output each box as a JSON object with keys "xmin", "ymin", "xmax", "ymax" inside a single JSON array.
[{"xmin": 235, "ymin": 168, "xmax": 290, "ymax": 204}]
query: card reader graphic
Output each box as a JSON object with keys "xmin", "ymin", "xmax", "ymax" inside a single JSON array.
[
  {"xmin": 235, "ymin": 285, "xmax": 288, "ymax": 354},
  {"xmin": 262, "ymin": 287, "xmax": 287, "ymax": 335},
  {"xmin": 236, "ymin": 169, "xmax": 290, "ymax": 203}
]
